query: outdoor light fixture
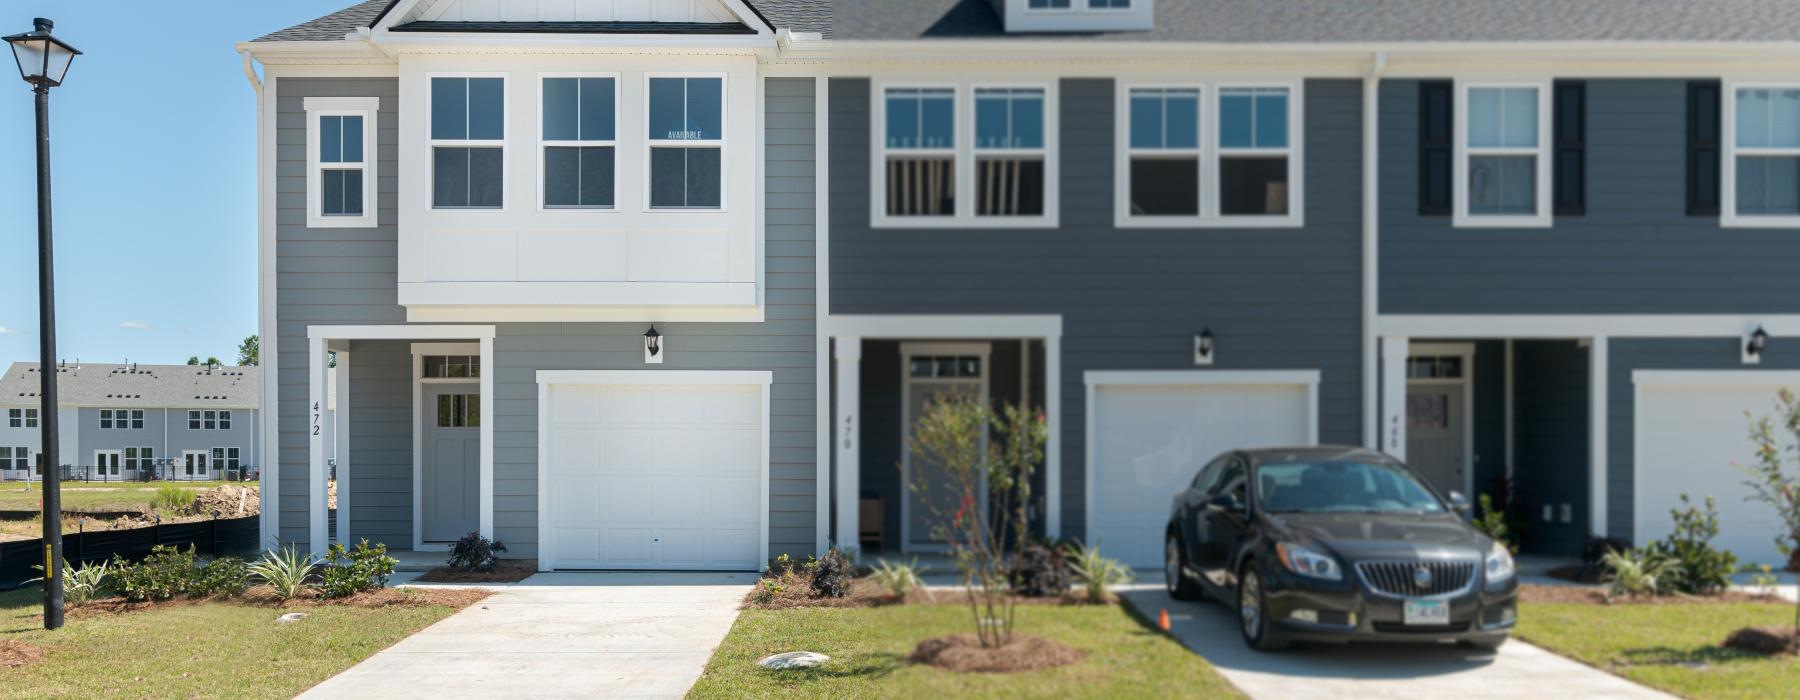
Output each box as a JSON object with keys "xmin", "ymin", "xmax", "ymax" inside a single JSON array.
[
  {"xmin": 1194, "ymin": 327, "xmax": 1215, "ymax": 366},
  {"xmin": 4, "ymin": 18, "xmax": 79, "ymax": 88},
  {"xmin": 7, "ymin": 16, "xmax": 78, "ymax": 632},
  {"xmin": 644, "ymin": 325, "xmax": 664, "ymax": 364},
  {"xmin": 1744, "ymin": 325, "xmax": 1768, "ymax": 365}
]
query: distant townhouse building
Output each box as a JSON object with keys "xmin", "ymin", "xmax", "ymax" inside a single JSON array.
[{"xmin": 0, "ymin": 362, "xmax": 259, "ymax": 481}]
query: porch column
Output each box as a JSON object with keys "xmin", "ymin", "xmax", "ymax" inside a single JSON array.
[
  {"xmin": 1589, "ymin": 336, "xmax": 1609, "ymax": 537},
  {"xmin": 332, "ymin": 350, "xmax": 351, "ymax": 545},
  {"xmin": 1380, "ymin": 336, "xmax": 1410, "ymax": 460},
  {"xmin": 308, "ymin": 337, "xmax": 330, "ymax": 556},
  {"xmin": 1044, "ymin": 336, "xmax": 1062, "ymax": 540},
  {"xmin": 479, "ymin": 335, "xmax": 495, "ymax": 540},
  {"xmin": 834, "ymin": 337, "xmax": 861, "ymax": 551}
]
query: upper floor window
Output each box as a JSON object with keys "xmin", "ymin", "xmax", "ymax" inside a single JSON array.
[
  {"xmin": 1455, "ymin": 82, "xmax": 1550, "ymax": 227},
  {"xmin": 1117, "ymin": 83, "xmax": 1301, "ymax": 227},
  {"xmin": 431, "ymin": 76, "xmax": 505, "ymax": 210},
  {"xmin": 542, "ymin": 76, "xmax": 617, "ymax": 210},
  {"xmin": 188, "ymin": 410, "xmax": 231, "ymax": 431},
  {"xmin": 6, "ymin": 408, "xmax": 36, "ymax": 428},
  {"xmin": 305, "ymin": 97, "xmax": 379, "ymax": 228},
  {"xmin": 647, "ymin": 76, "xmax": 724, "ymax": 209},
  {"xmin": 1724, "ymin": 85, "xmax": 1800, "ymax": 226},
  {"xmin": 100, "ymin": 409, "xmax": 144, "ymax": 430},
  {"xmin": 878, "ymin": 83, "xmax": 1058, "ymax": 227}
]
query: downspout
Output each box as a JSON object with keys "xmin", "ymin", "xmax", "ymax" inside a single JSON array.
[{"xmin": 1362, "ymin": 51, "xmax": 1388, "ymax": 450}]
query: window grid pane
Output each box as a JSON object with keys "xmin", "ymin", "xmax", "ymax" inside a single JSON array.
[
  {"xmin": 975, "ymin": 88, "xmax": 1045, "ymax": 150},
  {"xmin": 885, "ymin": 88, "xmax": 954, "ymax": 150},
  {"xmin": 1468, "ymin": 87, "xmax": 1538, "ymax": 149},
  {"xmin": 1220, "ymin": 87, "xmax": 1288, "ymax": 149},
  {"xmin": 649, "ymin": 77, "xmax": 722, "ymax": 141},
  {"xmin": 1469, "ymin": 155, "xmax": 1538, "ymax": 215}
]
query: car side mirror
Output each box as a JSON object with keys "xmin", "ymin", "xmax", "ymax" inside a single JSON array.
[
  {"xmin": 1448, "ymin": 491, "xmax": 1472, "ymax": 512},
  {"xmin": 1208, "ymin": 493, "xmax": 1245, "ymax": 514}
]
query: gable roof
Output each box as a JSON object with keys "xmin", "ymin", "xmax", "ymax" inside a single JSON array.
[
  {"xmin": 253, "ymin": 0, "xmax": 830, "ymax": 43},
  {"xmin": 0, "ymin": 363, "xmax": 261, "ymax": 410},
  {"xmin": 837, "ymin": 0, "xmax": 1800, "ymax": 43}
]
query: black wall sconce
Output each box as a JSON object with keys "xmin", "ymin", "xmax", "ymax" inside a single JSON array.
[
  {"xmin": 1194, "ymin": 327, "xmax": 1215, "ymax": 366},
  {"xmin": 644, "ymin": 325, "xmax": 664, "ymax": 364},
  {"xmin": 1744, "ymin": 325, "xmax": 1768, "ymax": 365}
]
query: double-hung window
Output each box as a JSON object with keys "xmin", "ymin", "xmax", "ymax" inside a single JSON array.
[
  {"xmin": 973, "ymin": 87, "xmax": 1048, "ymax": 217},
  {"xmin": 542, "ymin": 76, "xmax": 616, "ymax": 209},
  {"xmin": 99, "ymin": 409, "xmax": 143, "ymax": 430},
  {"xmin": 188, "ymin": 410, "xmax": 230, "ymax": 430},
  {"xmin": 882, "ymin": 87, "xmax": 957, "ymax": 219},
  {"xmin": 1725, "ymin": 85, "xmax": 1800, "ymax": 226},
  {"xmin": 1118, "ymin": 83, "xmax": 1300, "ymax": 226},
  {"xmin": 647, "ymin": 76, "xmax": 724, "ymax": 209},
  {"xmin": 431, "ymin": 76, "xmax": 506, "ymax": 209},
  {"xmin": 305, "ymin": 97, "xmax": 379, "ymax": 227},
  {"xmin": 1125, "ymin": 87, "xmax": 1202, "ymax": 216},
  {"xmin": 878, "ymin": 84, "xmax": 1057, "ymax": 226},
  {"xmin": 1456, "ymin": 82, "xmax": 1551, "ymax": 227},
  {"xmin": 6, "ymin": 408, "xmax": 36, "ymax": 428},
  {"xmin": 1218, "ymin": 87, "xmax": 1295, "ymax": 218}
]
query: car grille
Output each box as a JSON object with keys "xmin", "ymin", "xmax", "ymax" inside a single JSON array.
[{"xmin": 1356, "ymin": 560, "xmax": 1477, "ymax": 597}]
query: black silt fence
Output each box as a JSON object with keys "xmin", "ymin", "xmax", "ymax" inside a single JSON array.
[{"xmin": 0, "ymin": 515, "xmax": 260, "ymax": 590}]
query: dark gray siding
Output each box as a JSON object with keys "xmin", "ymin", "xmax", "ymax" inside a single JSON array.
[
  {"xmin": 1512, "ymin": 340, "xmax": 1589, "ymax": 555},
  {"xmin": 1606, "ymin": 337, "xmax": 1800, "ymax": 542},
  {"xmin": 275, "ymin": 77, "xmax": 403, "ymax": 545},
  {"xmin": 830, "ymin": 77, "xmax": 1365, "ymax": 540},
  {"xmin": 1380, "ymin": 79, "xmax": 1800, "ymax": 314}
]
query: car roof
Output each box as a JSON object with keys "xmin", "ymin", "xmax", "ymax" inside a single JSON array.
[{"xmin": 1236, "ymin": 445, "xmax": 1396, "ymax": 466}]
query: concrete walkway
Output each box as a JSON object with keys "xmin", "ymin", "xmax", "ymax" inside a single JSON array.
[
  {"xmin": 1119, "ymin": 584, "xmax": 1674, "ymax": 699},
  {"xmin": 299, "ymin": 572, "xmax": 756, "ymax": 699}
]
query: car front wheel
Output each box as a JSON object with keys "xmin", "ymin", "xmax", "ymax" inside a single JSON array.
[
  {"xmin": 1165, "ymin": 533, "xmax": 1203, "ymax": 601},
  {"xmin": 1238, "ymin": 565, "xmax": 1289, "ymax": 652}
]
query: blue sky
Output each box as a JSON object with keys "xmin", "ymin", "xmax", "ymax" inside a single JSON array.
[{"xmin": 0, "ymin": 1, "xmax": 356, "ymax": 367}]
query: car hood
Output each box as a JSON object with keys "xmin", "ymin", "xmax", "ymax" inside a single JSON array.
[{"xmin": 1264, "ymin": 512, "xmax": 1489, "ymax": 561}]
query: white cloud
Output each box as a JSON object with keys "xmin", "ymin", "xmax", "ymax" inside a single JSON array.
[
  {"xmin": 119, "ymin": 320, "xmax": 151, "ymax": 330},
  {"xmin": 0, "ymin": 326, "xmax": 14, "ymax": 335}
]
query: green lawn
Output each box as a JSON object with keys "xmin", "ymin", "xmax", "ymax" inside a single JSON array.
[
  {"xmin": 0, "ymin": 587, "xmax": 461, "ymax": 699},
  {"xmin": 689, "ymin": 603, "xmax": 1242, "ymax": 699},
  {"xmin": 1516, "ymin": 601, "xmax": 1800, "ymax": 699},
  {"xmin": 0, "ymin": 481, "xmax": 236, "ymax": 512}
]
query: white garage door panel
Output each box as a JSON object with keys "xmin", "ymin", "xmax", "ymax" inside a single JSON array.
[
  {"xmin": 1092, "ymin": 383, "xmax": 1311, "ymax": 569},
  {"xmin": 1637, "ymin": 383, "xmax": 1793, "ymax": 568},
  {"xmin": 546, "ymin": 383, "xmax": 765, "ymax": 570}
]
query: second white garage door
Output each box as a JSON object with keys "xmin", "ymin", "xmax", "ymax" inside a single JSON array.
[
  {"xmin": 1087, "ymin": 373, "xmax": 1316, "ymax": 569},
  {"xmin": 541, "ymin": 380, "xmax": 765, "ymax": 571}
]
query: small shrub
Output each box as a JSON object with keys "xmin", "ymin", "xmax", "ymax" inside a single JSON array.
[
  {"xmin": 1603, "ymin": 547, "xmax": 1672, "ymax": 600},
  {"xmin": 194, "ymin": 557, "xmax": 250, "ymax": 598},
  {"xmin": 1751, "ymin": 564, "xmax": 1781, "ymax": 597},
  {"xmin": 1648, "ymin": 495, "xmax": 1739, "ymax": 595},
  {"xmin": 752, "ymin": 579, "xmax": 785, "ymax": 605},
  {"xmin": 112, "ymin": 545, "xmax": 199, "ymax": 602},
  {"xmin": 29, "ymin": 560, "xmax": 110, "ymax": 607},
  {"xmin": 151, "ymin": 483, "xmax": 192, "ymax": 513},
  {"xmin": 1064, "ymin": 541, "xmax": 1133, "ymax": 604},
  {"xmin": 249, "ymin": 546, "xmax": 319, "ymax": 601},
  {"xmin": 1010, "ymin": 541, "xmax": 1071, "ymax": 597},
  {"xmin": 446, "ymin": 532, "xmax": 507, "ymax": 572},
  {"xmin": 320, "ymin": 539, "xmax": 397, "ymax": 599},
  {"xmin": 1474, "ymin": 494, "xmax": 1518, "ymax": 554},
  {"xmin": 871, "ymin": 559, "xmax": 926, "ymax": 600},
  {"xmin": 810, "ymin": 548, "xmax": 853, "ymax": 599},
  {"xmin": 1582, "ymin": 535, "xmax": 1633, "ymax": 574}
]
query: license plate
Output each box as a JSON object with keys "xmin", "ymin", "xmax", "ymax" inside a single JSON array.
[{"xmin": 1403, "ymin": 599, "xmax": 1449, "ymax": 626}]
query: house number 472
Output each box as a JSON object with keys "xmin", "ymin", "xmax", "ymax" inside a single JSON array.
[{"xmin": 313, "ymin": 402, "xmax": 322, "ymax": 436}]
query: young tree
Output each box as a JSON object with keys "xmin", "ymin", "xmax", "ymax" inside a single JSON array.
[
  {"xmin": 1740, "ymin": 388, "xmax": 1800, "ymax": 636},
  {"xmin": 237, "ymin": 334, "xmax": 259, "ymax": 367},
  {"xmin": 907, "ymin": 392, "xmax": 1046, "ymax": 648},
  {"xmin": 204, "ymin": 357, "xmax": 222, "ymax": 367},
  {"xmin": 186, "ymin": 356, "xmax": 200, "ymax": 366}
]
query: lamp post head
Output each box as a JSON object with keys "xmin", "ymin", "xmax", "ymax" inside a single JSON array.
[{"xmin": 4, "ymin": 18, "xmax": 79, "ymax": 88}]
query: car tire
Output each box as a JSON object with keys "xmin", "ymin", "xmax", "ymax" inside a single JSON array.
[
  {"xmin": 1238, "ymin": 565, "xmax": 1290, "ymax": 652},
  {"xmin": 1165, "ymin": 533, "xmax": 1204, "ymax": 601}
]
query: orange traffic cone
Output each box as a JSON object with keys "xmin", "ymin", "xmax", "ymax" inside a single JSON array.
[{"xmin": 1158, "ymin": 608, "xmax": 1171, "ymax": 631}]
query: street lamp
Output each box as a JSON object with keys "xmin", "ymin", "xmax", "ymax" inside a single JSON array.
[{"xmin": 5, "ymin": 17, "xmax": 79, "ymax": 631}]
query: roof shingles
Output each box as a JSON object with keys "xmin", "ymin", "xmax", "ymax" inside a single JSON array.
[
  {"xmin": 0, "ymin": 363, "xmax": 260, "ymax": 410},
  {"xmin": 253, "ymin": 0, "xmax": 831, "ymax": 42}
]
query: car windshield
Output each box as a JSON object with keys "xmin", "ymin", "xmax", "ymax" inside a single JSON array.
[{"xmin": 1254, "ymin": 461, "xmax": 1446, "ymax": 514}]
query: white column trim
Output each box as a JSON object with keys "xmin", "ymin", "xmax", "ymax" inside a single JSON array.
[
  {"xmin": 1380, "ymin": 336, "xmax": 1410, "ymax": 460},
  {"xmin": 813, "ymin": 75, "xmax": 831, "ymax": 558},
  {"xmin": 479, "ymin": 336, "xmax": 495, "ymax": 541},
  {"xmin": 833, "ymin": 337, "xmax": 862, "ymax": 552},
  {"xmin": 308, "ymin": 337, "xmax": 329, "ymax": 556},
  {"xmin": 1589, "ymin": 336, "xmax": 1609, "ymax": 538},
  {"xmin": 335, "ymin": 351, "xmax": 351, "ymax": 545}
]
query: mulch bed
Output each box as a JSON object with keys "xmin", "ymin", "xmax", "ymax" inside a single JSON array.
[
  {"xmin": 66, "ymin": 585, "xmax": 490, "ymax": 618},
  {"xmin": 1519, "ymin": 583, "xmax": 1785, "ymax": 606},
  {"xmin": 743, "ymin": 576, "xmax": 1089, "ymax": 610},
  {"xmin": 0, "ymin": 640, "xmax": 44, "ymax": 668},
  {"xmin": 413, "ymin": 560, "xmax": 539, "ymax": 584},
  {"xmin": 909, "ymin": 633, "xmax": 1083, "ymax": 673},
  {"xmin": 1723, "ymin": 626, "xmax": 1800, "ymax": 656}
]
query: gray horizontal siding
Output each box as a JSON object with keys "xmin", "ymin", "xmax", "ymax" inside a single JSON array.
[
  {"xmin": 829, "ymin": 77, "xmax": 1365, "ymax": 540},
  {"xmin": 1381, "ymin": 79, "xmax": 1800, "ymax": 314}
]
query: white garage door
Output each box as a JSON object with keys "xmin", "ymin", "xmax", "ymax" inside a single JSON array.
[
  {"xmin": 1637, "ymin": 379, "xmax": 1795, "ymax": 568},
  {"xmin": 1090, "ymin": 379, "xmax": 1313, "ymax": 569},
  {"xmin": 543, "ymin": 382, "xmax": 764, "ymax": 571}
]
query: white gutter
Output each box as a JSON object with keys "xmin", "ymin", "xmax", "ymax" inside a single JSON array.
[
  {"xmin": 238, "ymin": 49, "xmax": 261, "ymax": 98},
  {"xmin": 1362, "ymin": 51, "xmax": 1387, "ymax": 450}
]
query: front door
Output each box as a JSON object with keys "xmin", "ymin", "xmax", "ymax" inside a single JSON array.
[
  {"xmin": 182, "ymin": 450, "xmax": 210, "ymax": 479},
  {"xmin": 421, "ymin": 383, "xmax": 480, "ymax": 543},
  {"xmin": 94, "ymin": 450, "xmax": 121, "ymax": 479},
  {"xmin": 1406, "ymin": 383, "xmax": 1465, "ymax": 496},
  {"xmin": 901, "ymin": 347, "xmax": 988, "ymax": 551}
]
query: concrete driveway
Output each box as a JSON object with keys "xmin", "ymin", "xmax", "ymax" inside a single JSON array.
[
  {"xmin": 300, "ymin": 572, "xmax": 756, "ymax": 699},
  {"xmin": 1119, "ymin": 584, "xmax": 1674, "ymax": 699}
]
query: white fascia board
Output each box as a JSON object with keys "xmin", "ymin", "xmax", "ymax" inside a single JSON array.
[
  {"xmin": 535, "ymin": 369, "xmax": 774, "ymax": 386},
  {"xmin": 1084, "ymin": 369, "xmax": 1322, "ymax": 387},
  {"xmin": 1377, "ymin": 315, "xmax": 1800, "ymax": 339},
  {"xmin": 405, "ymin": 305, "xmax": 765, "ymax": 323},
  {"xmin": 397, "ymin": 282, "xmax": 758, "ymax": 308},
  {"xmin": 373, "ymin": 34, "xmax": 776, "ymax": 50},
  {"xmin": 1633, "ymin": 370, "xmax": 1800, "ymax": 386},
  {"xmin": 307, "ymin": 324, "xmax": 496, "ymax": 340},
  {"xmin": 828, "ymin": 315, "xmax": 1063, "ymax": 339}
]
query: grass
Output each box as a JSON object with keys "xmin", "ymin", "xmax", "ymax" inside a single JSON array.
[
  {"xmin": 1516, "ymin": 601, "xmax": 1800, "ymax": 699},
  {"xmin": 689, "ymin": 602, "xmax": 1242, "ymax": 699},
  {"xmin": 0, "ymin": 587, "xmax": 463, "ymax": 699},
  {"xmin": 0, "ymin": 481, "xmax": 236, "ymax": 512}
]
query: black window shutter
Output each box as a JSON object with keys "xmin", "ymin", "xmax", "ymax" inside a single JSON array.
[
  {"xmin": 1687, "ymin": 80, "xmax": 1722, "ymax": 216},
  {"xmin": 1553, "ymin": 81, "xmax": 1586, "ymax": 216},
  {"xmin": 1418, "ymin": 80, "xmax": 1454, "ymax": 216}
]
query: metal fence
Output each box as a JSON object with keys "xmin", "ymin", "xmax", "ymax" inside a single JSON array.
[{"xmin": 0, "ymin": 464, "xmax": 260, "ymax": 483}]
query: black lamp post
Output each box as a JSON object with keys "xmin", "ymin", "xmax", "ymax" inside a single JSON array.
[{"xmin": 4, "ymin": 17, "xmax": 79, "ymax": 631}]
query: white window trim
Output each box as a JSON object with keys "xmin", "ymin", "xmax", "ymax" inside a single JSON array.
[
  {"xmin": 1453, "ymin": 79, "xmax": 1553, "ymax": 229},
  {"xmin": 304, "ymin": 96, "xmax": 380, "ymax": 229},
  {"xmin": 1722, "ymin": 81, "xmax": 1800, "ymax": 228},
  {"xmin": 1115, "ymin": 81, "xmax": 1304, "ymax": 229},
  {"xmin": 428, "ymin": 73, "xmax": 509, "ymax": 212},
  {"xmin": 537, "ymin": 72, "xmax": 621, "ymax": 213},
  {"xmin": 643, "ymin": 72, "xmax": 729, "ymax": 213},
  {"xmin": 99, "ymin": 408, "xmax": 142, "ymax": 430},
  {"xmin": 872, "ymin": 81, "xmax": 1061, "ymax": 229}
]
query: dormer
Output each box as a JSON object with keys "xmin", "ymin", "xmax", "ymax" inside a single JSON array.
[{"xmin": 996, "ymin": 0, "xmax": 1153, "ymax": 33}]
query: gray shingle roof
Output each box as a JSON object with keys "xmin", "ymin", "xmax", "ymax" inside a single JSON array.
[
  {"xmin": 252, "ymin": 0, "xmax": 830, "ymax": 42},
  {"xmin": 0, "ymin": 363, "xmax": 260, "ymax": 410},
  {"xmin": 836, "ymin": 0, "xmax": 1800, "ymax": 43}
]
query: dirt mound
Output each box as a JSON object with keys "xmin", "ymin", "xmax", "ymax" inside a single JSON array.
[
  {"xmin": 909, "ymin": 633, "xmax": 1083, "ymax": 673},
  {"xmin": 1724, "ymin": 627, "xmax": 1800, "ymax": 656},
  {"xmin": 0, "ymin": 640, "xmax": 44, "ymax": 668},
  {"xmin": 414, "ymin": 560, "xmax": 538, "ymax": 583},
  {"xmin": 190, "ymin": 484, "xmax": 260, "ymax": 518}
]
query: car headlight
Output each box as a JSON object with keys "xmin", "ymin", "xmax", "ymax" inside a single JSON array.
[
  {"xmin": 1485, "ymin": 542, "xmax": 1516, "ymax": 583},
  {"xmin": 1276, "ymin": 543, "xmax": 1342, "ymax": 581}
]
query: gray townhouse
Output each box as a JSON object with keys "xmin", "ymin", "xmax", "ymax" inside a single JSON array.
[
  {"xmin": 243, "ymin": 0, "xmax": 1800, "ymax": 572},
  {"xmin": 0, "ymin": 362, "xmax": 259, "ymax": 481}
]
